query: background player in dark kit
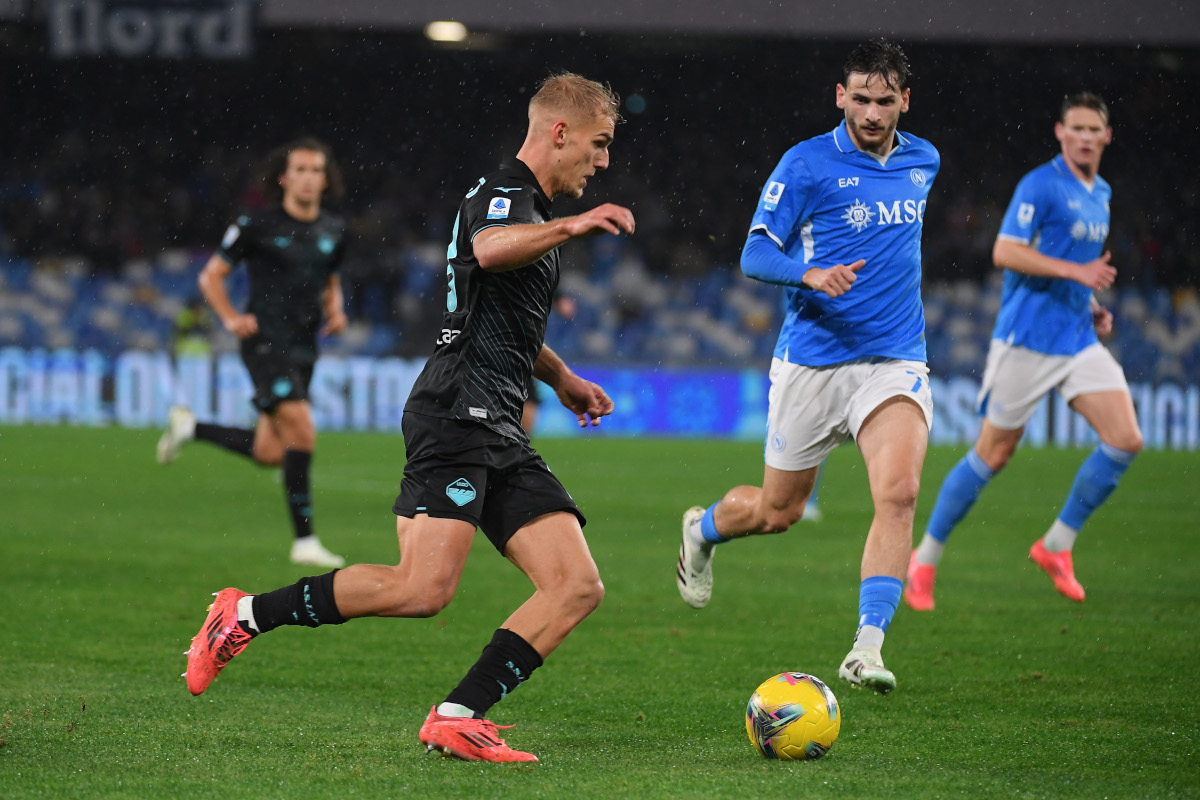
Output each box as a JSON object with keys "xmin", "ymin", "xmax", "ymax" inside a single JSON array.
[{"xmin": 157, "ymin": 138, "xmax": 349, "ymax": 568}]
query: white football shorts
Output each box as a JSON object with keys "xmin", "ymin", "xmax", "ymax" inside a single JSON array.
[
  {"xmin": 764, "ymin": 357, "xmax": 934, "ymax": 471},
  {"xmin": 977, "ymin": 340, "xmax": 1130, "ymax": 430}
]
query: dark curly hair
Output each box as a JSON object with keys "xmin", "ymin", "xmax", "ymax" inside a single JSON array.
[
  {"xmin": 261, "ymin": 137, "xmax": 344, "ymax": 203},
  {"xmin": 842, "ymin": 38, "xmax": 911, "ymax": 92}
]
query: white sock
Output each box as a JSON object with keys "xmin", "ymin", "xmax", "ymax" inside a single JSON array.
[
  {"xmin": 236, "ymin": 594, "xmax": 259, "ymax": 634},
  {"xmin": 1042, "ymin": 520, "xmax": 1079, "ymax": 553},
  {"xmin": 853, "ymin": 624, "xmax": 885, "ymax": 652},
  {"xmin": 436, "ymin": 702, "xmax": 475, "ymax": 718},
  {"xmin": 914, "ymin": 533, "xmax": 946, "ymax": 567}
]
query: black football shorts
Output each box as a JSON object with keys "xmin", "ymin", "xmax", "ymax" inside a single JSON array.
[
  {"xmin": 240, "ymin": 336, "xmax": 314, "ymax": 413},
  {"xmin": 393, "ymin": 411, "xmax": 585, "ymax": 554}
]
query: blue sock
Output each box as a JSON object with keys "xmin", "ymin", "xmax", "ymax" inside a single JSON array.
[
  {"xmin": 1058, "ymin": 443, "xmax": 1136, "ymax": 530},
  {"xmin": 858, "ymin": 575, "xmax": 903, "ymax": 632},
  {"xmin": 700, "ymin": 503, "xmax": 729, "ymax": 544},
  {"xmin": 926, "ymin": 449, "xmax": 994, "ymax": 543}
]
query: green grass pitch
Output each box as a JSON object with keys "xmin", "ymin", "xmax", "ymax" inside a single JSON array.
[{"xmin": 2, "ymin": 426, "xmax": 1197, "ymax": 798}]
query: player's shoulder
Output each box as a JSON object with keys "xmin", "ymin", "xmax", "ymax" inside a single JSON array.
[
  {"xmin": 315, "ymin": 208, "xmax": 347, "ymax": 232},
  {"xmin": 897, "ymin": 130, "xmax": 939, "ymax": 162}
]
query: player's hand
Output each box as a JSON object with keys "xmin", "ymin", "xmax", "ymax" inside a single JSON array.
[
  {"xmin": 1076, "ymin": 251, "xmax": 1116, "ymax": 291},
  {"xmin": 561, "ymin": 204, "xmax": 635, "ymax": 239},
  {"xmin": 1092, "ymin": 305, "xmax": 1114, "ymax": 338},
  {"xmin": 802, "ymin": 259, "xmax": 866, "ymax": 298},
  {"xmin": 224, "ymin": 313, "xmax": 258, "ymax": 339},
  {"xmin": 554, "ymin": 373, "xmax": 614, "ymax": 428},
  {"xmin": 321, "ymin": 310, "xmax": 348, "ymax": 336}
]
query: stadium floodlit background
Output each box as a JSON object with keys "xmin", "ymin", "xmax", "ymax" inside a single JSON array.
[
  {"xmin": 4, "ymin": 3, "xmax": 1200, "ymax": 798},
  {"xmin": 1, "ymin": 0, "xmax": 1198, "ymax": 447}
]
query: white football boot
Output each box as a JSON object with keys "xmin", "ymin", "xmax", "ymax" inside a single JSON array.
[
  {"xmin": 676, "ymin": 506, "xmax": 714, "ymax": 609},
  {"xmin": 157, "ymin": 405, "xmax": 196, "ymax": 464},
  {"xmin": 838, "ymin": 648, "xmax": 896, "ymax": 695},
  {"xmin": 289, "ymin": 536, "xmax": 346, "ymax": 568}
]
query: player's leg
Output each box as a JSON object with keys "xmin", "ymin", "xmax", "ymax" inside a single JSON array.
[
  {"xmin": 185, "ymin": 514, "xmax": 476, "ymax": 696},
  {"xmin": 1029, "ymin": 387, "xmax": 1141, "ymax": 601},
  {"xmin": 839, "ymin": 395, "xmax": 927, "ymax": 694},
  {"xmin": 905, "ymin": 420, "xmax": 1022, "ymax": 611},
  {"xmin": 157, "ymin": 405, "xmax": 260, "ymax": 464},
  {"xmin": 422, "ymin": 444, "xmax": 593, "ymax": 763},
  {"xmin": 908, "ymin": 342, "xmax": 1058, "ymax": 611},
  {"xmin": 676, "ymin": 466, "xmax": 816, "ymax": 609},
  {"xmin": 1030, "ymin": 346, "xmax": 1140, "ymax": 601},
  {"xmin": 677, "ymin": 357, "xmax": 830, "ymax": 609},
  {"xmin": 264, "ymin": 399, "xmax": 343, "ymax": 567},
  {"xmin": 801, "ymin": 463, "xmax": 824, "ymax": 523}
]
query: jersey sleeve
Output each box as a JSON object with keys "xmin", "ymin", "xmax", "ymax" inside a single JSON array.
[
  {"xmin": 747, "ymin": 150, "xmax": 817, "ymax": 249},
  {"xmin": 466, "ymin": 180, "xmax": 541, "ymax": 241},
  {"xmin": 216, "ymin": 214, "xmax": 254, "ymax": 264},
  {"xmin": 997, "ymin": 172, "xmax": 1048, "ymax": 245}
]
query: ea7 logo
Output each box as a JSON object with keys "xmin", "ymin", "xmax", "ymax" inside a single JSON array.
[
  {"xmin": 438, "ymin": 328, "xmax": 461, "ymax": 344},
  {"xmin": 838, "ymin": 177, "xmax": 860, "ymax": 188}
]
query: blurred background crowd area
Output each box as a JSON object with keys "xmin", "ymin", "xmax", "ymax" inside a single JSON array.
[{"xmin": 1, "ymin": 26, "xmax": 1197, "ymax": 382}]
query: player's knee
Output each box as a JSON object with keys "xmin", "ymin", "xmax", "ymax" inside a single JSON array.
[
  {"xmin": 881, "ymin": 475, "xmax": 921, "ymax": 513},
  {"xmin": 760, "ymin": 507, "xmax": 801, "ymax": 534},
  {"xmin": 253, "ymin": 443, "xmax": 284, "ymax": 466},
  {"xmin": 1109, "ymin": 430, "xmax": 1143, "ymax": 455}
]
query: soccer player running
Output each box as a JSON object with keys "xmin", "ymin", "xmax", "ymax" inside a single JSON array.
[
  {"xmin": 906, "ymin": 93, "xmax": 1141, "ymax": 610},
  {"xmin": 157, "ymin": 138, "xmax": 348, "ymax": 569},
  {"xmin": 676, "ymin": 39, "xmax": 938, "ymax": 695},
  {"xmin": 183, "ymin": 74, "xmax": 634, "ymax": 764}
]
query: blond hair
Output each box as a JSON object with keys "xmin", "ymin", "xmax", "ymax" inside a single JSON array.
[{"xmin": 529, "ymin": 72, "xmax": 622, "ymax": 124}]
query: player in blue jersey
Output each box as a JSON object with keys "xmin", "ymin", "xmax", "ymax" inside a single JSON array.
[
  {"xmin": 906, "ymin": 92, "xmax": 1141, "ymax": 610},
  {"xmin": 676, "ymin": 39, "xmax": 938, "ymax": 695}
]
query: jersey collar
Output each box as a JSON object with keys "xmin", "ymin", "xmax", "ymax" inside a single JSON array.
[
  {"xmin": 833, "ymin": 120, "xmax": 908, "ymax": 165},
  {"xmin": 501, "ymin": 157, "xmax": 552, "ymax": 207}
]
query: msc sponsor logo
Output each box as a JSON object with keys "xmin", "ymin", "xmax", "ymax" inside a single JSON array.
[
  {"xmin": 876, "ymin": 199, "xmax": 927, "ymax": 225},
  {"xmin": 1071, "ymin": 220, "xmax": 1109, "ymax": 242},
  {"xmin": 841, "ymin": 199, "xmax": 874, "ymax": 232},
  {"xmin": 843, "ymin": 198, "xmax": 927, "ymax": 232}
]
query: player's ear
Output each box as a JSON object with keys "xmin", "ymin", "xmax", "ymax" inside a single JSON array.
[
  {"xmin": 551, "ymin": 119, "xmax": 569, "ymax": 147},
  {"xmin": 1104, "ymin": 126, "xmax": 1113, "ymax": 145},
  {"xmin": 835, "ymin": 83, "xmax": 847, "ymax": 110}
]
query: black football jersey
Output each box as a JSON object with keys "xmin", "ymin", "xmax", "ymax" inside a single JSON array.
[
  {"xmin": 217, "ymin": 205, "xmax": 346, "ymax": 362},
  {"xmin": 405, "ymin": 158, "xmax": 557, "ymax": 442}
]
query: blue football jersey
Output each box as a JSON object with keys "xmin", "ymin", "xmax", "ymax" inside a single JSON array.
[
  {"xmin": 746, "ymin": 121, "xmax": 940, "ymax": 366},
  {"xmin": 993, "ymin": 154, "xmax": 1111, "ymax": 356}
]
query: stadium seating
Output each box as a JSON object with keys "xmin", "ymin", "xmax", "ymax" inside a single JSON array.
[{"xmin": 2, "ymin": 252, "xmax": 1197, "ymax": 384}]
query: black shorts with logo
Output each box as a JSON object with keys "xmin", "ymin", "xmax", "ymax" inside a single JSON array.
[
  {"xmin": 241, "ymin": 336, "xmax": 314, "ymax": 413},
  {"xmin": 392, "ymin": 411, "xmax": 585, "ymax": 554}
]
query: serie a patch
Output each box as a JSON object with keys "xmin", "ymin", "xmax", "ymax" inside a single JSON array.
[{"xmin": 487, "ymin": 198, "xmax": 511, "ymax": 219}]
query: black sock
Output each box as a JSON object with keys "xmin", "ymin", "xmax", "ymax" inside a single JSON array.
[
  {"xmin": 444, "ymin": 628, "xmax": 544, "ymax": 718},
  {"xmin": 194, "ymin": 423, "xmax": 256, "ymax": 459},
  {"xmin": 250, "ymin": 570, "xmax": 345, "ymax": 634},
  {"xmin": 283, "ymin": 449, "xmax": 313, "ymax": 540}
]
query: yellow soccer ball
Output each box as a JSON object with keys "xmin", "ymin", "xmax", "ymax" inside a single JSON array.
[{"xmin": 745, "ymin": 672, "xmax": 841, "ymax": 760}]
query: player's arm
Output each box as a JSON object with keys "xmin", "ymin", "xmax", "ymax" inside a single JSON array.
[
  {"xmin": 320, "ymin": 273, "xmax": 347, "ymax": 336},
  {"xmin": 533, "ymin": 344, "xmax": 613, "ymax": 427},
  {"xmin": 474, "ymin": 203, "xmax": 635, "ymax": 272},
  {"xmin": 741, "ymin": 232, "xmax": 864, "ymax": 298},
  {"xmin": 993, "ymin": 238, "xmax": 1116, "ymax": 291},
  {"xmin": 197, "ymin": 254, "xmax": 257, "ymax": 338}
]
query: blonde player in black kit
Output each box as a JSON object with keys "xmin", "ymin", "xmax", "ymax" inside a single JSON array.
[
  {"xmin": 157, "ymin": 138, "xmax": 348, "ymax": 569},
  {"xmin": 183, "ymin": 74, "xmax": 635, "ymax": 764}
]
